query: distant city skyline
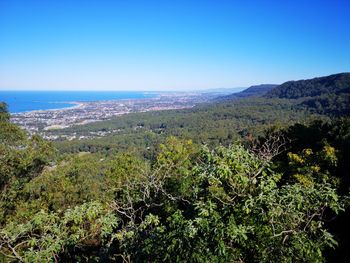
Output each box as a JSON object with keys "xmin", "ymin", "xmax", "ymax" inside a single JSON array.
[{"xmin": 0, "ymin": 0, "xmax": 349, "ymax": 91}]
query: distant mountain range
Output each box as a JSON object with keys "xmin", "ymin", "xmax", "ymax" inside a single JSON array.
[
  {"xmin": 200, "ymin": 87, "xmax": 246, "ymax": 94},
  {"xmin": 217, "ymin": 73, "xmax": 350, "ymax": 116},
  {"xmin": 216, "ymin": 84, "xmax": 277, "ymax": 101},
  {"xmin": 265, "ymin": 73, "xmax": 350, "ymax": 99}
]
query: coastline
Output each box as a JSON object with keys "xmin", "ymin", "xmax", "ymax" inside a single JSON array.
[
  {"xmin": 10, "ymin": 92, "xmax": 211, "ymax": 136},
  {"xmin": 11, "ymin": 102, "xmax": 84, "ymax": 115},
  {"xmin": 10, "ymin": 94, "xmax": 167, "ymax": 115},
  {"xmin": 2, "ymin": 91, "xmax": 159, "ymax": 114}
]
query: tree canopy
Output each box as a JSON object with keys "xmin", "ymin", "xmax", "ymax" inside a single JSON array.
[{"xmin": 1, "ymin": 106, "xmax": 349, "ymax": 261}]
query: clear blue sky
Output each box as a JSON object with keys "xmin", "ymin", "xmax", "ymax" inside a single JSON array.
[{"xmin": 0, "ymin": 0, "xmax": 349, "ymax": 90}]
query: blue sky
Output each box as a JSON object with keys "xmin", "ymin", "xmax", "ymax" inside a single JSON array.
[{"xmin": 0, "ymin": 0, "xmax": 349, "ymax": 90}]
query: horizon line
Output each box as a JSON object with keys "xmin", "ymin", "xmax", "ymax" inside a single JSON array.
[{"xmin": 0, "ymin": 87, "xmax": 247, "ymax": 92}]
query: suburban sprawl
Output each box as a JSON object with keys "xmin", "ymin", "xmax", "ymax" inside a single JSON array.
[{"xmin": 11, "ymin": 92, "xmax": 213, "ymax": 140}]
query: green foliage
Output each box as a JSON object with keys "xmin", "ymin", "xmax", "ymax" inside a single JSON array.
[
  {"xmin": 1, "ymin": 102, "xmax": 349, "ymax": 262},
  {"xmin": 0, "ymin": 102, "xmax": 10, "ymax": 122},
  {"xmin": 287, "ymin": 146, "xmax": 338, "ymax": 187},
  {"xmin": 0, "ymin": 102, "xmax": 25, "ymax": 145},
  {"xmin": 0, "ymin": 111, "xmax": 57, "ymax": 223},
  {"xmin": 266, "ymin": 73, "xmax": 350, "ymax": 99},
  {"xmin": 1, "ymin": 136, "xmax": 348, "ymax": 262},
  {"xmin": 272, "ymin": 118, "xmax": 350, "ymax": 261},
  {"xmin": 265, "ymin": 73, "xmax": 350, "ymax": 116},
  {"xmin": 300, "ymin": 93, "xmax": 350, "ymax": 116},
  {"xmin": 0, "ymin": 202, "xmax": 118, "ymax": 262},
  {"xmin": 11, "ymin": 154, "xmax": 111, "ymax": 221},
  {"xmin": 111, "ymin": 144, "xmax": 347, "ymax": 262},
  {"xmin": 278, "ymin": 118, "xmax": 350, "ymax": 191}
]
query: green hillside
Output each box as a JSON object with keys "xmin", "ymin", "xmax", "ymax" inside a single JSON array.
[
  {"xmin": 263, "ymin": 73, "xmax": 350, "ymax": 116},
  {"xmin": 266, "ymin": 73, "xmax": 350, "ymax": 99}
]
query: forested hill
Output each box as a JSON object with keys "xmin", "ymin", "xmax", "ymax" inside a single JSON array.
[
  {"xmin": 265, "ymin": 73, "xmax": 350, "ymax": 99},
  {"xmin": 217, "ymin": 84, "xmax": 277, "ymax": 100},
  {"xmin": 262, "ymin": 73, "xmax": 350, "ymax": 116},
  {"xmin": 216, "ymin": 73, "xmax": 350, "ymax": 116}
]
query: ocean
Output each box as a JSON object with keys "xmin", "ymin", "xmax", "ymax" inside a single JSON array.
[{"xmin": 0, "ymin": 91, "xmax": 157, "ymax": 113}]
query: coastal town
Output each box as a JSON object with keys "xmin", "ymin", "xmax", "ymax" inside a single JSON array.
[{"xmin": 11, "ymin": 92, "xmax": 213, "ymax": 140}]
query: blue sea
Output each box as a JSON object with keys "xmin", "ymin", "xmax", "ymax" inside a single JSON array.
[{"xmin": 0, "ymin": 91, "xmax": 158, "ymax": 113}]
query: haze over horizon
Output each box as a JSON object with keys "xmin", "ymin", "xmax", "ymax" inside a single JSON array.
[{"xmin": 0, "ymin": 0, "xmax": 349, "ymax": 91}]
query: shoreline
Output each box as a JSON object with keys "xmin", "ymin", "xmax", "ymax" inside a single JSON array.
[
  {"xmin": 10, "ymin": 92, "xmax": 211, "ymax": 135},
  {"xmin": 11, "ymin": 102, "xmax": 85, "ymax": 115},
  {"xmin": 9, "ymin": 94, "xmax": 164, "ymax": 115},
  {"xmin": 8, "ymin": 91, "xmax": 212, "ymax": 115}
]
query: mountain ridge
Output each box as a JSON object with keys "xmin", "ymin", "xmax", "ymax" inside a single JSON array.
[
  {"xmin": 265, "ymin": 72, "xmax": 350, "ymax": 99},
  {"xmin": 216, "ymin": 84, "xmax": 278, "ymax": 101}
]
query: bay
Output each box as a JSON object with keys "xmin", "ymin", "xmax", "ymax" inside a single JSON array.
[{"xmin": 0, "ymin": 91, "xmax": 157, "ymax": 113}]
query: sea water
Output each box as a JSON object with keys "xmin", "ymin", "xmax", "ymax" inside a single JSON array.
[{"xmin": 0, "ymin": 91, "xmax": 157, "ymax": 113}]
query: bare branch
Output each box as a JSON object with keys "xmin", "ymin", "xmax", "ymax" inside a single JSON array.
[{"xmin": 251, "ymin": 131, "xmax": 291, "ymax": 162}]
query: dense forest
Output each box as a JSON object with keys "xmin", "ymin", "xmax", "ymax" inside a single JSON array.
[
  {"xmin": 266, "ymin": 73, "xmax": 350, "ymax": 116},
  {"xmin": 52, "ymin": 98, "xmax": 320, "ymax": 155},
  {"xmin": 266, "ymin": 73, "xmax": 350, "ymax": 99},
  {"xmin": 1, "ymin": 73, "xmax": 350, "ymax": 262}
]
